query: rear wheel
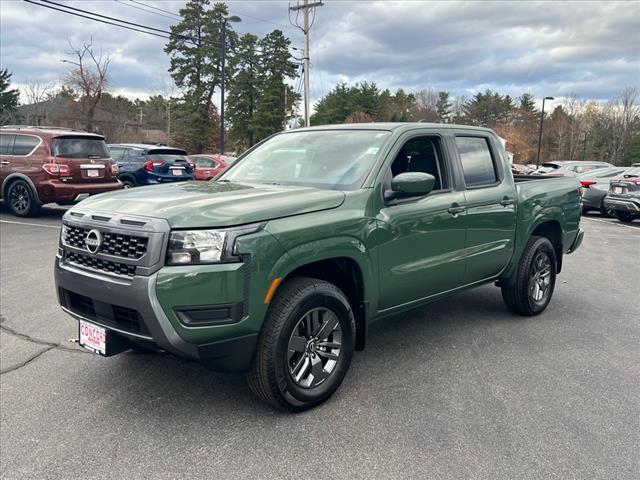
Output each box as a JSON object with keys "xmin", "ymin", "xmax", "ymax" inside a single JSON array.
[
  {"xmin": 614, "ymin": 211, "xmax": 635, "ymax": 223},
  {"xmin": 6, "ymin": 180, "xmax": 40, "ymax": 217},
  {"xmin": 599, "ymin": 204, "xmax": 613, "ymax": 217},
  {"xmin": 119, "ymin": 177, "xmax": 136, "ymax": 189},
  {"xmin": 501, "ymin": 236, "xmax": 557, "ymax": 316},
  {"xmin": 247, "ymin": 277, "xmax": 355, "ymax": 412}
]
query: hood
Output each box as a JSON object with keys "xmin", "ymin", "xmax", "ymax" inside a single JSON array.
[{"xmin": 73, "ymin": 181, "xmax": 346, "ymax": 228}]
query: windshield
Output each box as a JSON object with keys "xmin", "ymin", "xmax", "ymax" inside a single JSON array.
[
  {"xmin": 52, "ymin": 136, "xmax": 109, "ymax": 158},
  {"xmin": 220, "ymin": 130, "xmax": 391, "ymax": 190},
  {"xmin": 147, "ymin": 154, "xmax": 188, "ymax": 163}
]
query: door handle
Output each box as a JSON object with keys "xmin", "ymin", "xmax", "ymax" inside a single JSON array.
[
  {"xmin": 448, "ymin": 205, "xmax": 465, "ymax": 216},
  {"xmin": 500, "ymin": 197, "xmax": 515, "ymax": 207},
  {"xmin": 0, "ymin": 161, "xmax": 10, "ymax": 165}
]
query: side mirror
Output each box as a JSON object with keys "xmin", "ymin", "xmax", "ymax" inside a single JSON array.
[{"xmin": 388, "ymin": 172, "xmax": 436, "ymax": 199}]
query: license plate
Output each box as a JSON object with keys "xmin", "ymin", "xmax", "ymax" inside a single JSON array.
[
  {"xmin": 87, "ymin": 169, "xmax": 99, "ymax": 177},
  {"xmin": 171, "ymin": 169, "xmax": 183, "ymax": 176},
  {"xmin": 613, "ymin": 186, "xmax": 624, "ymax": 194},
  {"xmin": 79, "ymin": 320, "xmax": 107, "ymax": 355}
]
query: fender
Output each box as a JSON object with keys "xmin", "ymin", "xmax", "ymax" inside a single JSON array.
[
  {"xmin": 266, "ymin": 235, "xmax": 378, "ymax": 315},
  {"xmin": 1, "ymin": 173, "xmax": 42, "ymax": 205},
  {"xmin": 500, "ymin": 206, "xmax": 565, "ymax": 284}
]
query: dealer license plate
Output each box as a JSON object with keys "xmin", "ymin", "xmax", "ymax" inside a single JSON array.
[
  {"xmin": 79, "ymin": 320, "xmax": 107, "ymax": 355},
  {"xmin": 87, "ymin": 169, "xmax": 99, "ymax": 177}
]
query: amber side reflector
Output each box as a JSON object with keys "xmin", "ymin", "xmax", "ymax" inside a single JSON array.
[{"xmin": 263, "ymin": 277, "xmax": 282, "ymax": 304}]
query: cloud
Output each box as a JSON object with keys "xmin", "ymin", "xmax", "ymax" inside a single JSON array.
[{"xmin": 1, "ymin": 0, "xmax": 638, "ymax": 105}]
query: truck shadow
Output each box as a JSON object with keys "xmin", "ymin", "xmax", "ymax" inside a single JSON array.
[{"xmin": 94, "ymin": 284, "xmax": 521, "ymax": 420}]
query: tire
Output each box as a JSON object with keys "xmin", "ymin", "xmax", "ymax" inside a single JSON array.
[
  {"xmin": 581, "ymin": 206, "xmax": 590, "ymax": 215},
  {"xmin": 614, "ymin": 211, "xmax": 635, "ymax": 223},
  {"xmin": 501, "ymin": 236, "xmax": 557, "ymax": 316},
  {"xmin": 599, "ymin": 204, "xmax": 613, "ymax": 218},
  {"xmin": 119, "ymin": 177, "xmax": 136, "ymax": 189},
  {"xmin": 247, "ymin": 277, "xmax": 356, "ymax": 412},
  {"xmin": 6, "ymin": 180, "xmax": 40, "ymax": 217}
]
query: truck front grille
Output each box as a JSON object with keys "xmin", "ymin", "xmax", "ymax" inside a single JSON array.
[
  {"xmin": 65, "ymin": 251, "xmax": 136, "ymax": 277},
  {"xmin": 63, "ymin": 225, "xmax": 149, "ymax": 259}
]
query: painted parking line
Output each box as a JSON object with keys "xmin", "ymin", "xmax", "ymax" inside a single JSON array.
[
  {"xmin": 0, "ymin": 219, "xmax": 61, "ymax": 230},
  {"xmin": 582, "ymin": 216, "xmax": 640, "ymax": 231}
]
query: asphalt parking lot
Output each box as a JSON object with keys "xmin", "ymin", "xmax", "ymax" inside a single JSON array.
[{"xmin": 1, "ymin": 205, "xmax": 639, "ymax": 480}]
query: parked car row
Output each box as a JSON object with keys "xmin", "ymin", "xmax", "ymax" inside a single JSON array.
[
  {"xmin": 0, "ymin": 125, "xmax": 236, "ymax": 216},
  {"xmin": 602, "ymin": 165, "xmax": 640, "ymax": 223}
]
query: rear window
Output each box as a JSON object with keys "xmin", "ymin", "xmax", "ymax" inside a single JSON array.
[
  {"xmin": 13, "ymin": 134, "xmax": 40, "ymax": 155},
  {"xmin": 147, "ymin": 154, "xmax": 188, "ymax": 163},
  {"xmin": 623, "ymin": 167, "xmax": 640, "ymax": 177},
  {"xmin": 456, "ymin": 136, "xmax": 499, "ymax": 187},
  {"xmin": 53, "ymin": 136, "xmax": 109, "ymax": 158}
]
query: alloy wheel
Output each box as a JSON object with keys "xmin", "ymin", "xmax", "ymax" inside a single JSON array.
[
  {"xmin": 287, "ymin": 307, "xmax": 342, "ymax": 389},
  {"xmin": 10, "ymin": 184, "xmax": 31, "ymax": 215},
  {"xmin": 529, "ymin": 251, "xmax": 552, "ymax": 303}
]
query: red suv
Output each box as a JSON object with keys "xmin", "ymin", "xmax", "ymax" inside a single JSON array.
[{"xmin": 0, "ymin": 126, "xmax": 121, "ymax": 216}]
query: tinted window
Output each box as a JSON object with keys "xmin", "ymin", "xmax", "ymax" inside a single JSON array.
[
  {"xmin": 52, "ymin": 136, "xmax": 109, "ymax": 158},
  {"xmin": 390, "ymin": 136, "xmax": 446, "ymax": 190},
  {"xmin": 13, "ymin": 135, "xmax": 40, "ymax": 156},
  {"xmin": 0, "ymin": 134, "xmax": 14, "ymax": 155},
  {"xmin": 456, "ymin": 137, "xmax": 498, "ymax": 187}
]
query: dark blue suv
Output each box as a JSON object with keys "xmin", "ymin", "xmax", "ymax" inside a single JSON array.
[{"xmin": 108, "ymin": 144, "xmax": 194, "ymax": 188}]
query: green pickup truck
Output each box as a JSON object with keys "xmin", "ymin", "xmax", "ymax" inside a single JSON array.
[{"xmin": 55, "ymin": 123, "xmax": 584, "ymax": 411}]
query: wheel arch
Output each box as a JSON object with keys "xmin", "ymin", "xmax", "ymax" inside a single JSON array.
[
  {"xmin": 530, "ymin": 219, "xmax": 563, "ymax": 274},
  {"xmin": 1, "ymin": 173, "xmax": 42, "ymax": 205},
  {"xmin": 266, "ymin": 239, "xmax": 375, "ymax": 351}
]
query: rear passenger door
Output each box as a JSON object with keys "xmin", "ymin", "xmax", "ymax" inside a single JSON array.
[{"xmin": 453, "ymin": 134, "xmax": 516, "ymax": 284}]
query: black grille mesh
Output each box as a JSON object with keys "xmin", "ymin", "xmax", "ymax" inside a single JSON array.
[
  {"xmin": 64, "ymin": 225, "xmax": 148, "ymax": 259},
  {"xmin": 65, "ymin": 251, "xmax": 136, "ymax": 277}
]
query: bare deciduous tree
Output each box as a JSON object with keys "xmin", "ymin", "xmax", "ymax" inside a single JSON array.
[{"xmin": 64, "ymin": 37, "xmax": 110, "ymax": 132}]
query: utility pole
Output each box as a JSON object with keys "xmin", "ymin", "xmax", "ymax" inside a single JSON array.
[
  {"xmin": 166, "ymin": 99, "xmax": 171, "ymax": 144},
  {"xmin": 289, "ymin": 0, "xmax": 323, "ymax": 127}
]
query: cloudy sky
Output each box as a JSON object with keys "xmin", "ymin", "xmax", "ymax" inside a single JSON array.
[{"xmin": 1, "ymin": 0, "xmax": 638, "ymax": 107}]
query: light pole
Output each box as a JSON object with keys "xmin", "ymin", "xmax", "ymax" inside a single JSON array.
[
  {"xmin": 582, "ymin": 130, "xmax": 589, "ymax": 161},
  {"xmin": 536, "ymin": 96, "xmax": 554, "ymax": 167},
  {"xmin": 220, "ymin": 15, "xmax": 241, "ymax": 154}
]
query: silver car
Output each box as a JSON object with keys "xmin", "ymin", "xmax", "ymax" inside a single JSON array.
[
  {"xmin": 535, "ymin": 160, "xmax": 613, "ymax": 176},
  {"xmin": 580, "ymin": 166, "xmax": 640, "ymax": 216}
]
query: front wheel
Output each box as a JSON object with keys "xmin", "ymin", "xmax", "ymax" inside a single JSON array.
[
  {"xmin": 247, "ymin": 277, "xmax": 355, "ymax": 412},
  {"xmin": 614, "ymin": 211, "xmax": 635, "ymax": 223},
  {"xmin": 501, "ymin": 236, "xmax": 557, "ymax": 316}
]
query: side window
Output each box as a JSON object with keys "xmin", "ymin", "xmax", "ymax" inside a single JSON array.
[
  {"xmin": 0, "ymin": 134, "xmax": 15, "ymax": 155},
  {"xmin": 390, "ymin": 136, "xmax": 446, "ymax": 191},
  {"xmin": 13, "ymin": 135, "xmax": 40, "ymax": 156},
  {"xmin": 456, "ymin": 136, "xmax": 498, "ymax": 187},
  {"xmin": 109, "ymin": 147, "xmax": 125, "ymax": 161}
]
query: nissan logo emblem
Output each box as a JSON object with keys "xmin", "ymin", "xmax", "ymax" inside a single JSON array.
[{"xmin": 85, "ymin": 229, "xmax": 102, "ymax": 254}]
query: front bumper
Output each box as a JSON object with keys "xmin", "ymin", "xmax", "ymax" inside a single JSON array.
[
  {"xmin": 568, "ymin": 228, "xmax": 584, "ymax": 254},
  {"xmin": 55, "ymin": 258, "xmax": 258, "ymax": 372},
  {"xmin": 603, "ymin": 196, "xmax": 640, "ymax": 214}
]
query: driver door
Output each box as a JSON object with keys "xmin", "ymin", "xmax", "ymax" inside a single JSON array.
[{"xmin": 376, "ymin": 134, "xmax": 467, "ymax": 312}]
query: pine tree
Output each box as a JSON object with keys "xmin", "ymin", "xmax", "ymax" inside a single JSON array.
[
  {"xmin": 227, "ymin": 33, "xmax": 260, "ymax": 150},
  {"xmin": 165, "ymin": 0, "xmax": 237, "ymax": 152},
  {"xmin": 251, "ymin": 30, "xmax": 298, "ymax": 142},
  {"xmin": 436, "ymin": 91, "xmax": 452, "ymax": 123},
  {"xmin": 0, "ymin": 69, "xmax": 20, "ymax": 124}
]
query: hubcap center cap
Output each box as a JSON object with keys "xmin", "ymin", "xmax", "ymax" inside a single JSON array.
[{"xmin": 307, "ymin": 340, "xmax": 317, "ymax": 353}]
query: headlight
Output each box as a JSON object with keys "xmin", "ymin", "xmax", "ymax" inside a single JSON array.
[{"xmin": 167, "ymin": 230, "xmax": 227, "ymax": 265}]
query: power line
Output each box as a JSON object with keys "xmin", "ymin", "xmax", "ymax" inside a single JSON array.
[
  {"xmin": 131, "ymin": 0, "xmax": 300, "ymax": 34},
  {"xmin": 24, "ymin": 0, "xmax": 172, "ymax": 40},
  {"xmin": 40, "ymin": 0, "xmax": 175, "ymax": 36},
  {"xmin": 114, "ymin": 0, "xmax": 178, "ymax": 21}
]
